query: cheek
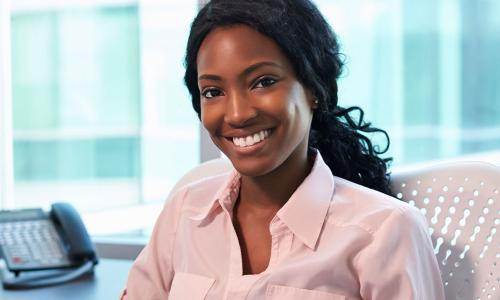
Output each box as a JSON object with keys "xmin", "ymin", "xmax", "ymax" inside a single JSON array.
[
  {"xmin": 200, "ymin": 102, "xmax": 225, "ymax": 137},
  {"xmin": 289, "ymin": 82, "xmax": 311, "ymax": 106},
  {"xmin": 200, "ymin": 104, "xmax": 215, "ymax": 133},
  {"xmin": 260, "ymin": 83, "xmax": 311, "ymax": 122},
  {"xmin": 289, "ymin": 84, "xmax": 313, "ymax": 119},
  {"xmin": 258, "ymin": 90, "xmax": 292, "ymax": 117}
]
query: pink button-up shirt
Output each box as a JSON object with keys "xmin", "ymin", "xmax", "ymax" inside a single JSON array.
[{"xmin": 122, "ymin": 153, "xmax": 445, "ymax": 299}]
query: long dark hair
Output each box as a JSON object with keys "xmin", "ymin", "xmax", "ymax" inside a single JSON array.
[{"xmin": 184, "ymin": 0, "xmax": 393, "ymax": 196}]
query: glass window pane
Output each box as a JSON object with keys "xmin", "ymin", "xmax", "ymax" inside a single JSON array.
[
  {"xmin": 317, "ymin": 0, "xmax": 500, "ymax": 165},
  {"xmin": 10, "ymin": 1, "xmax": 199, "ymax": 236}
]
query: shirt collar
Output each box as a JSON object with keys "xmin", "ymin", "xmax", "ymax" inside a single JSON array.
[
  {"xmin": 190, "ymin": 151, "xmax": 336, "ymax": 250},
  {"xmin": 275, "ymin": 151, "xmax": 335, "ymax": 249},
  {"xmin": 189, "ymin": 169, "xmax": 240, "ymax": 221}
]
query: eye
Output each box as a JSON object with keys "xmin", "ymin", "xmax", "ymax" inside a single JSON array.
[
  {"xmin": 201, "ymin": 88, "xmax": 224, "ymax": 99},
  {"xmin": 253, "ymin": 76, "xmax": 278, "ymax": 89}
]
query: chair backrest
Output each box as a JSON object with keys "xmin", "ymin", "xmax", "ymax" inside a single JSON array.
[
  {"xmin": 171, "ymin": 158, "xmax": 500, "ymax": 299},
  {"xmin": 390, "ymin": 161, "xmax": 499, "ymax": 300}
]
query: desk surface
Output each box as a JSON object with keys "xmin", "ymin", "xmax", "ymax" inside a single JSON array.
[{"xmin": 0, "ymin": 259, "xmax": 133, "ymax": 300}]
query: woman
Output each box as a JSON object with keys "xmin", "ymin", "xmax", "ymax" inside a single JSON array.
[{"xmin": 122, "ymin": 0, "xmax": 445, "ymax": 299}]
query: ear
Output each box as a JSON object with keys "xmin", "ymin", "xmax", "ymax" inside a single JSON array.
[
  {"xmin": 306, "ymin": 89, "xmax": 319, "ymax": 110},
  {"xmin": 311, "ymin": 98, "xmax": 319, "ymax": 110}
]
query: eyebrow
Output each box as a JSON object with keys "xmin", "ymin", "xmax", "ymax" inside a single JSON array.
[{"xmin": 198, "ymin": 61, "xmax": 284, "ymax": 82}]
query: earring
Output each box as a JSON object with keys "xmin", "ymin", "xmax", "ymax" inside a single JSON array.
[{"xmin": 312, "ymin": 98, "xmax": 319, "ymax": 109}]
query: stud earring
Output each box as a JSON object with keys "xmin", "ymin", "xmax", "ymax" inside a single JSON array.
[{"xmin": 312, "ymin": 98, "xmax": 319, "ymax": 109}]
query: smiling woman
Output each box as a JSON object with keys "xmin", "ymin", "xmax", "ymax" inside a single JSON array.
[
  {"xmin": 198, "ymin": 25, "xmax": 314, "ymax": 180},
  {"xmin": 121, "ymin": 1, "xmax": 445, "ymax": 299}
]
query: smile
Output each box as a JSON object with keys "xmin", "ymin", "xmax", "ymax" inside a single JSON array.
[{"xmin": 231, "ymin": 129, "xmax": 271, "ymax": 148}]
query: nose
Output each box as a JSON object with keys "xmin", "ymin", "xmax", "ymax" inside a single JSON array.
[{"xmin": 224, "ymin": 91, "xmax": 257, "ymax": 127}]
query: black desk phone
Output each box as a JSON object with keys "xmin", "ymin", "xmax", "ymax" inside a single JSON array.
[{"xmin": 0, "ymin": 202, "xmax": 98, "ymax": 289}]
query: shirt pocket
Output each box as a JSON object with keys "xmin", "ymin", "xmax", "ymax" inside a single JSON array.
[
  {"xmin": 169, "ymin": 272, "xmax": 215, "ymax": 300},
  {"xmin": 266, "ymin": 284, "xmax": 346, "ymax": 300}
]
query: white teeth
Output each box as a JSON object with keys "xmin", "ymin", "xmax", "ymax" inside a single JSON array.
[
  {"xmin": 253, "ymin": 133, "xmax": 261, "ymax": 143},
  {"xmin": 231, "ymin": 129, "xmax": 270, "ymax": 148}
]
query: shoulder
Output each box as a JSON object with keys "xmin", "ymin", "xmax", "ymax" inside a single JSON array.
[
  {"xmin": 332, "ymin": 180, "xmax": 445, "ymax": 299},
  {"xmin": 328, "ymin": 176, "xmax": 425, "ymax": 235},
  {"xmin": 166, "ymin": 170, "xmax": 235, "ymax": 213}
]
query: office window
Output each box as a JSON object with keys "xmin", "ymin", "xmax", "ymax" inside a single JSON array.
[
  {"xmin": 2, "ymin": 0, "xmax": 199, "ymax": 236},
  {"xmin": 317, "ymin": 0, "xmax": 500, "ymax": 165},
  {"xmin": 12, "ymin": 7, "xmax": 141, "ymax": 182}
]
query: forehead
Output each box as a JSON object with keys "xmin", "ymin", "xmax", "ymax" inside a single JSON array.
[{"xmin": 196, "ymin": 25, "xmax": 292, "ymax": 74}]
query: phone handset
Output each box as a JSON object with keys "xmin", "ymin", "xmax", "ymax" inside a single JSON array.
[
  {"xmin": 1, "ymin": 202, "xmax": 99, "ymax": 289},
  {"xmin": 50, "ymin": 202, "xmax": 98, "ymax": 264}
]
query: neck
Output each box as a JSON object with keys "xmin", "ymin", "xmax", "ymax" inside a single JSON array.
[{"xmin": 238, "ymin": 148, "xmax": 314, "ymax": 211}]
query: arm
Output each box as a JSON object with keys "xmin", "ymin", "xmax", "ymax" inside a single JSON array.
[
  {"xmin": 355, "ymin": 207, "xmax": 445, "ymax": 300},
  {"xmin": 121, "ymin": 188, "xmax": 187, "ymax": 300}
]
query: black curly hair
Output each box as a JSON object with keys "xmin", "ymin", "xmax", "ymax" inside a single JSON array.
[{"xmin": 184, "ymin": 0, "xmax": 393, "ymax": 196}]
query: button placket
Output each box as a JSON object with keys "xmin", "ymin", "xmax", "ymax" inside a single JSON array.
[
  {"xmin": 224, "ymin": 215, "xmax": 245, "ymax": 300},
  {"xmin": 268, "ymin": 218, "xmax": 288, "ymax": 268}
]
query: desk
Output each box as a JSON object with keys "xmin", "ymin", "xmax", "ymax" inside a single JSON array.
[{"xmin": 0, "ymin": 259, "xmax": 133, "ymax": 300}]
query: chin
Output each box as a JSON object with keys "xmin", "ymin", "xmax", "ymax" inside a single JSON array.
[{"xmin": 228, "ymin": 156, "xmax": 276, "ymax": 178}]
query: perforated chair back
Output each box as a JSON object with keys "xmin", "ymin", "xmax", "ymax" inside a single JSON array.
[{"xmin": 390, "ymin": 162, "xmax": 500, "ymax": 300}]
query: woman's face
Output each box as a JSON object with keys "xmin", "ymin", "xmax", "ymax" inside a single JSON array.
[{"xmin": 197, "ymin": 25, "xmax": 315, "ymax": 177}]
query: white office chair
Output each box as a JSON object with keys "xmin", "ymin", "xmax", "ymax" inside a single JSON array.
[
  {"xmin": 391, "ymin": 161, "xmax": 499, "ymax": 300},
  {"xmin": 171, "ymin": 158, "xmax": 499, "ymax": 300}
]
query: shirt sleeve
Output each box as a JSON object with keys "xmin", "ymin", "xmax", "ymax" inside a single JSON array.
[
  {"xmin": 355, "ymin": 206, "xmax": 445, "ymax": 300},
  {"xmin": 121, "ymin": 187, "xmax": 187, "ymax": 300}
]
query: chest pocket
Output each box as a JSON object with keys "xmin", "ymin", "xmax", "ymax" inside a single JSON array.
[
  {"xmin": 169, "ymin": 272, "xmax": 215, "ymax": 300},
  {"xmin": 266, "ymin": 284, "xmax": 346, "ymax": 300}
]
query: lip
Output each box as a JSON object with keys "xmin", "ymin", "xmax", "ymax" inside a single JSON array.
[
  {"xmin": 223, "ymin": 128, "xmax": 271, "ymax": 139},
  {"xmin": 223, "ymin": 128, "xmax": 273, "ymax": 155}
]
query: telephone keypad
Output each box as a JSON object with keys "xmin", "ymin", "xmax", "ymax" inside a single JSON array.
[{"xmin": 0, "ymin": 219, "xmax": 71, "ymax": 270}]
